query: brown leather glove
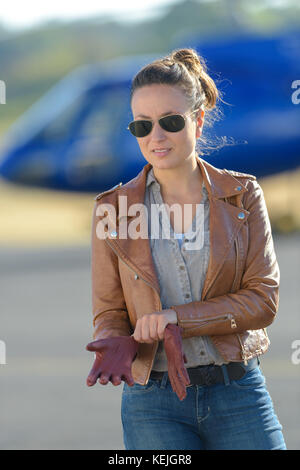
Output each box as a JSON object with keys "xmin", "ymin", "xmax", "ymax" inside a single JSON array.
[
  {"xmin": 85, "ymin": 335, "xmax": 139, "ymax": 387},
  {"xmin": 164, "ymin": 323, "xmax": 190, "ymax": 401}
]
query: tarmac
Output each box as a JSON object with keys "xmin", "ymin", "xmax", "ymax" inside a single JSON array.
[{"xmin": 0, "ymin": 233, "xmax": 299, "ymax": 449}]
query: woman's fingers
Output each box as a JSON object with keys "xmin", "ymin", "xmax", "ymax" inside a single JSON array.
[
  {"xmin": 110, "ymin": 374, "xmax": 122, "ymax": 386},
  {"xmin": 86, "ymin": 353, "xmax": 103, "ymax": 386},
  {"xmin": 122, "ymin": 373, "xmax": 135, "ymax": 387},
  {"xmin": 133, "ymin": 319, "xmax": 150, "ymax": 342},
  {"xmin": 149, "ymin": 317, "xmax": 159, "ymax": 341},
  {"xmin": 86, "ymin": 374, "xmax": 98, "ymax": 386},
  {"xmin": 98, "ymin": 373, "xmax": 110, "ymax": 385},
  {"xmin": 134, "ymin": 313, "xmax": 169, "ymax": 342}
]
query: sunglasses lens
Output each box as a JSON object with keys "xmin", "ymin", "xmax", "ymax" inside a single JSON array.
[
  {"xmin": 129, "ymin": 120, "xmax": 152, "ymax": 137},
  {"xmin": 128, "ymin": 114, "xmax": 186, "ymax": 137},
  {"xmin": 160, "ymin": 115, "xmax": 185, "ymax": 132}
]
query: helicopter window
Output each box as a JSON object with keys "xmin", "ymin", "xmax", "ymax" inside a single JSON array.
[
  {"xmin": 77, "ymin": 88, "xmax": 128, "ymax": 139},
  {"xmin": 39, "ymin": 96, "xmax": 84, "ymax": 142}
]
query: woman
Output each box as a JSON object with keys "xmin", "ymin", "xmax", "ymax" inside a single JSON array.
[{"xmin": 85, "ymin": 48, "xmax": 287, "ymax": 450}]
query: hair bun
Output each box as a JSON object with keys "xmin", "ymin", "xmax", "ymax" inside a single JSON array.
[
  {"xmin": 171, "ymin": 48, "xmax": 203, "ymax": 76},
  {"xmin": 170, "ymin": 48, "xmax": 218, "ymax": 110}
]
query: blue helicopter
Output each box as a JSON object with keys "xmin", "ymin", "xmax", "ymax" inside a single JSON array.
[{"xmin": 0, "ymin": 28, "xmax": 299, "ymax": 192}]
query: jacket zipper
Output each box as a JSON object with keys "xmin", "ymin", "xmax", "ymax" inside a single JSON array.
[
  {"xmin": 231, "ymin": 238, "xmax": 239, "ymax": 292},
  {"xmin": 225, "ymin": 197, "xmax": 249, "ymax": 366},
  {"xmin": 232, "ymin": 235, "xmax": 248, "ymax": 365},
  {"xmin": 180, "ymin": 313, "xmax": 237, "ymax": 329}
]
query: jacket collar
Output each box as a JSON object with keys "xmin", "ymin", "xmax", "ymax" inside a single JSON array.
[{"xmin": 116, "ymin": 155, "xmax": 248, "ymax": 220}]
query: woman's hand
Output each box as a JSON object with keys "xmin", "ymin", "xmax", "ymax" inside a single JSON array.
[{"xmin": 133, "ymin": 309, "xmax": 178, "ymax": 343}]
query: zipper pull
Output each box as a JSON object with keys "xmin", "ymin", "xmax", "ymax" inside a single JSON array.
[{"xmin": 230, "ymin": 315, "xmax": 237, "ymax": 329}]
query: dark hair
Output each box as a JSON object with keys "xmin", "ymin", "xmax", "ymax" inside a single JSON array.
[{"xmin": 130, "ymin": 48, "xmax": 234, "ymax": 155}]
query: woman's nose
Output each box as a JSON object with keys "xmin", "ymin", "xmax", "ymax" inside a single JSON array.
[{"xmin": 150, "ymin": 121, "xmax": 167, "ymax": 139}]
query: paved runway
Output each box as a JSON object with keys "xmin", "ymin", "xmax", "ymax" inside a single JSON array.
[{"xmin": 0, "ymin": 233, "xmax": 299, "ymax": 449}]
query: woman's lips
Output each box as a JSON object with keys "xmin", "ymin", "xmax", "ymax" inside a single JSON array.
[{"xmin": 152, "ymin": 148, "xmax": 171, "ymax": 157}]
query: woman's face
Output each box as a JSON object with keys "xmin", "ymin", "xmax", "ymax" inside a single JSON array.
[{"xmin": 130, "ymin": 84, "xmax": 204, "ymax": 171}]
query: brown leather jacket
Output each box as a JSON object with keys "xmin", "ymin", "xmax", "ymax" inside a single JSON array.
[{"xmin": 90, "ymin": 156, "xmax": 280, "ymax": 385}]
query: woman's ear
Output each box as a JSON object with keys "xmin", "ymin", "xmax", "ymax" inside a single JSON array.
[
  {"xmin": 196, "ymin": 110, "xmax": 205, "ymax": 138},
  {"xmin": 196, "ymin": 109, "xmax": 205, "ymax": 125}
]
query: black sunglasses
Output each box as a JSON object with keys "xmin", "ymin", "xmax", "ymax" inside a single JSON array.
[{"xmin": 127, "ymin": 109, "xmax": 200, "ymax": 138}]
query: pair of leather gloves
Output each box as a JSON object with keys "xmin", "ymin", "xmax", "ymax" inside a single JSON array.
[{"xmin": 85, "ymin": 324, "xmax": 191, "ymax": 401}]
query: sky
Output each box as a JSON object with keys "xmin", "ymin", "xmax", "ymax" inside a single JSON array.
[{"xmin": 0, "ymin": 0, "xmax": 183, "ymax": 31}]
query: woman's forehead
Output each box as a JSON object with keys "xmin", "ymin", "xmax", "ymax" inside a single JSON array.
[
  {"xmin": 132, "ymin": 83, "xmax": 185, "ymax": 101},
  {"xmin": 131, "ymin": 85, "xmax": 187, "ymax": 115}
]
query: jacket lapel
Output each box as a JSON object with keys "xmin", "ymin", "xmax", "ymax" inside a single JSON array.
[
  {"xmin": 104, "ymin": 162, "xmax": 161, "ymax": 295},
  {"xmin": 201, "ymin": 196, "xmax": 249, "ymax": 300},
  {"xmin": 198, "ymin": 158, "xmax": 250, "ymax": 299},
  {"xmin": 104, "ymin": 156, "xmax": 250, "ymax": 300}
]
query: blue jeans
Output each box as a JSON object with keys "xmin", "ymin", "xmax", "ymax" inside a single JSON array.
[{"xmin": 121, "ymin": 363, "xmax": 287, "ymax": 450}]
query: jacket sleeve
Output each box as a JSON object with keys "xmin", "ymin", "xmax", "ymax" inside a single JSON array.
[
  {"xmin": 91, "ymin": 200, "xmax": 132, "ymax": 340},
  {"xmin": 170, "ymin": 179, "xmax": 280, "ymax": 339}
]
